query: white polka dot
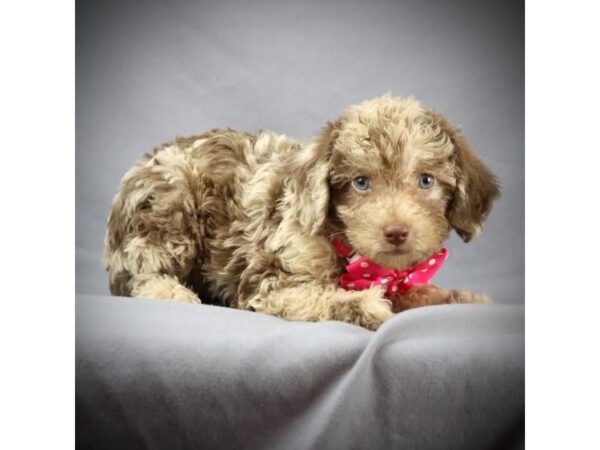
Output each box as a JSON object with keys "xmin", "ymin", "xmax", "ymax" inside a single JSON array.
[
  {"xmin": 360, "ymin": 261, "xmax": 369, "ymax": 268},
  {"xmin": 428, "ymin": 259, "xmax": 436, "ymax": 266},
  {"xmin": 421, "ymin": 268, "xmax": 428, "ymax": 272},
  {"xmin": 392, "ymin": 286, "xmax": 398, "ymax": 292},
  {"xmin": 363, "ymin": 273, "xmax": 371, "ymax": 278},
  {"xmin": 380, "ymin": 278, "xmax": 388, "ymax": 284},
  {"xmin": 347, "ymin": 282, "xmax": 355, "ymax": 288}
]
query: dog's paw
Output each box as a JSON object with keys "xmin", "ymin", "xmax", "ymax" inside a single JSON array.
[
  {"xmin": 335, "ymin": 288, "xmax": 393, "ymax": 330},
  {"xmin": 130, "ymin": 274, "xmax": 201, "ymax": 304},
  {"xmin": 391, "ymin": 284, "xmax": 492, "ymax": 312},
  {"xmin": 358, "ymin": 297, "xmax": 394, "ymax": 330},
  {"xmin": 170, "ymin": 284, "xmax": 203, "ymax": 303},
  {"xmin": 449, "ymin": 289, "xmax": 493, "ymax": 305}
]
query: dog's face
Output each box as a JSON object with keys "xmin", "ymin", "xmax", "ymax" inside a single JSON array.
[{"xmin": 292, "ymin": 96, "xmax": 500, "ymax": 270}]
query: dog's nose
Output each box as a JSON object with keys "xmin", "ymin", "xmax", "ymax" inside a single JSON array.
[{"xmin": 383, "ymin": 224, "xmax": 410, "ymax": 246}]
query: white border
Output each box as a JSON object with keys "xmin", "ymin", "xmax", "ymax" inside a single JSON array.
[
  {"xmin": 526, "ymin": 0, "xmax": 600, "ymax": 448},
  {"xmin": 0, "ymin": 0, "xmax": 74, "ymax": 448}
]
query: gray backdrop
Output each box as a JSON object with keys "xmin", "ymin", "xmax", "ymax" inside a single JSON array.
[{"xmin": 76, "ymin": 0, "xmax": 524, "ymax": 304}]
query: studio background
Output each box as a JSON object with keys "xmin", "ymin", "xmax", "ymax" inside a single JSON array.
[{"xmin": 76, "ymin": 0, "xmax": 524, "ymax": 305}]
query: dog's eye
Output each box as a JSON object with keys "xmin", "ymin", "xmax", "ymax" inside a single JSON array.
[
  {"xmin": 418, "ymin": 174, "xmax": 435, "ymax": 189},
  {"xmin": 352, "ymin": 176, "xmax": 371, "ymax": 191}
]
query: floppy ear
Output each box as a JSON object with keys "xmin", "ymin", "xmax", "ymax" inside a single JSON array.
[
  {"xmin": 289, "ymin": 119, "xmax": 342, "ymax": 235},
  {"xmin": 436, "ymin": 114, "xmax": 500, "ymax": 242}
]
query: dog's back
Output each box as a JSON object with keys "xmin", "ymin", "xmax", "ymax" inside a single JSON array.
[{"xmin": 102, "ymin": 128, "xmax": 300, "ymax": 303}]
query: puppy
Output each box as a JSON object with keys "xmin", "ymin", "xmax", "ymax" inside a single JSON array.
[{"xmin": 103, "ymin": 95, "xmax": 499, "ymax": 330}]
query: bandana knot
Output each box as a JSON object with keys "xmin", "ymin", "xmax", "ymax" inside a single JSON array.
[{"xmin": 332, "ymin": 239, "xmax": 448, "ymax": 297}]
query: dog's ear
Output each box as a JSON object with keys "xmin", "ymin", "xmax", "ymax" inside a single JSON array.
[
  {"xmin": 289, "ymin": 119, "xmax": 342, "ymax": 235},
  {"xmin": 434, "ymin": 113, "xmax": 500, "ymax": 242}
]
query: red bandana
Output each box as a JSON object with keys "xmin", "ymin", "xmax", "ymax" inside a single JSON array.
[{"xmin": 332, "ymin": 239, "xmax": 448, "ymax": 297}]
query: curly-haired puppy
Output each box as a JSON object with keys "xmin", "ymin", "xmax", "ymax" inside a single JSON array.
[{"xmin": 103, "ymin": 95, "xmax": 500, "ymax": 330}]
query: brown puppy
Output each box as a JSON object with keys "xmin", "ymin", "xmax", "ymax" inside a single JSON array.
[{"xmin": 103, "ymin": 95, "xmax": 500, "ymax": 330}]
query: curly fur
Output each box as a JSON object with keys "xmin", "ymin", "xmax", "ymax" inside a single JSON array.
[{"xmin": 103, "ymin": 95, "xmax": 500, "ymax": 330}]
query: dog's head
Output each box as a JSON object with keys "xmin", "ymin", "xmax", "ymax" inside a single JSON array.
[{"xmin": 291, "ymin": 95, "xmax": 500, "ymax": 269}]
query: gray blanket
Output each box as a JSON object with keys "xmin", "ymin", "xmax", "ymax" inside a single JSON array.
[{"xmin": 76, "ymin": 295, "xmax": 524, "ymax": 450}]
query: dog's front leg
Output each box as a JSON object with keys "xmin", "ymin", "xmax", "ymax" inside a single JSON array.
[
  {"xmin": 390, "ymin": 284, "xmax": 492, "ymax": 313},
  {"xmin": 246, "ymin": 283, "xmax": 393, "ymax": 330}
]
